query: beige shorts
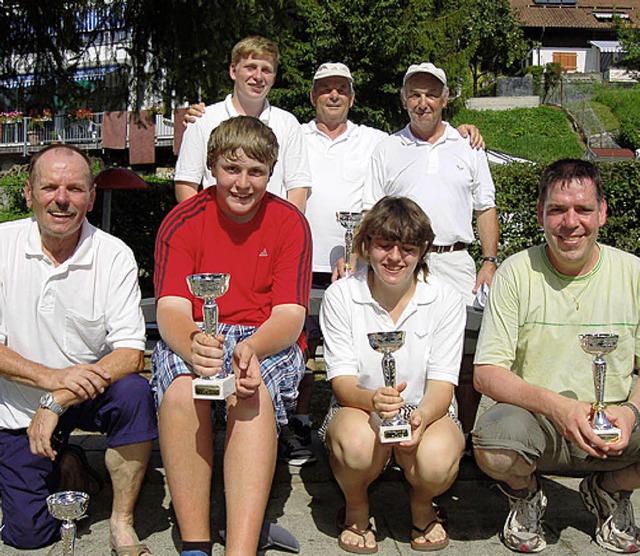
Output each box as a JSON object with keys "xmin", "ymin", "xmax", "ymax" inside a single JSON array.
[{"xmin": 472, "ymin": 403, "xmax": 640, "ymax": 475}]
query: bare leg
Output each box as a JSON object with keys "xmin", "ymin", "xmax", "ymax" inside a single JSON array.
[
  {"xmin": 396, "ymin": 416, "xmax": 464, "ymax": 547},
  {"xmin": 326, "ymin": 408, "xmax": 390, "ymax": 552},
  {"xmin": 158, "ymin": 375, "xmax": 214, "ymax": 542},
  {"xmin": 106, "ymin": 440, "xmax": 152, "ymax": 548},
  {"xmin": 223, "ymin": 383, "xmax": 277, "ymax": 556}
]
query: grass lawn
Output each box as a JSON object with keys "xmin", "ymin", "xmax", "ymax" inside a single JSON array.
[
  {"xmin": 588, "ymin": 100, "xmax": 619, "ymax": 133},
  {"xmin": 451, "ymin": 105, "xmax": 585, "ymax": 163}
]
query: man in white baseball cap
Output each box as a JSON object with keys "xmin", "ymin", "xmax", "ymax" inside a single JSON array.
[{"xmin": 363, "ymin": 61, "xmax": 499, "ymax": 443}]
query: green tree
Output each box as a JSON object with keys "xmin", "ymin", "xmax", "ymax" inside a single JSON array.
[
  {"xmin": 617, "ymin": 23, "xmax": 640, "ymax": 74},
  {"xmin": 459, "ymin": 0, "xmax": 529, "ymax": 96}
]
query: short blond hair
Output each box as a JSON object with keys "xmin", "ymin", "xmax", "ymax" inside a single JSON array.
[
  {"xmin": 206, "ymin": 116, "xmax": 279, "ymax": 172},
  {"xmin": 231, "ymin": 36, "xmax": 280, "ymax": 72}
]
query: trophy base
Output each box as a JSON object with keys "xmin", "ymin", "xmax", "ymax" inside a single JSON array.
[
  {"xmin": 593, "ymin": 426, "xmax": 621, "ymax": 444},
  {"xmin": 379, "ymin": 423, "xmax": 412, "ymax": 444},
  {"xmin": 192, "ymin": 375, "xmax": 236, "ymax": 400}
]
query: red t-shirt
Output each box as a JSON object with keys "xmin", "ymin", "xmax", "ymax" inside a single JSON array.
[{"xmin": 155, "ymin": 188, "xmax": 312, "ymax": 334}]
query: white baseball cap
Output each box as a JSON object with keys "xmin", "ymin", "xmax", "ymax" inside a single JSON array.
[
  {"xmin": 313, "ymin": 62, "xmax": 353, "ymax": 83},
  {"xmin": 402, "ymin": 62, "xmax": 447, "ymax": 88}
]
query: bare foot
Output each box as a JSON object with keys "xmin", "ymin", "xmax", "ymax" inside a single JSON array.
[
  {"xmin": 412, "ymin": 520, "xmax": 447, "ymax": 546},
  {"xmin": 109, "ymin": 518, "xmax": 140, "ymax": 548},
  {"xmin": 339, "ymin": 524, "xmax": 377, "ymax": 552},
  {"xmin": 338, "ymin": 507, "xmax": 377, "ymax": 552}
]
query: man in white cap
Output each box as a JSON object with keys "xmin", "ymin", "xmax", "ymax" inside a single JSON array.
[
  {"xmin": 293, "ymin": 62, "xmax": 486, "ymax": 449},
  {"xmin": 363, "ymin": 62, "xmax": 499, "ymax": 434}
]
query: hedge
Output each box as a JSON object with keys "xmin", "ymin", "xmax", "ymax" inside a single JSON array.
[{"xmin": 2, "ymin": 161, "xmax": 639, "ymax": 297}]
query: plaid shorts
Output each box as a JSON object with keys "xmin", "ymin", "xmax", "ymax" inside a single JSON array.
[{"xmin": 151, "ymin": 322, "xmax": 304, "ymax": 427}]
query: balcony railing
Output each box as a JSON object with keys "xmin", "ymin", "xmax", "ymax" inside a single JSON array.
[{"xmin": 0, "ymin": 112, "xmax": 175, "ymax": 156}]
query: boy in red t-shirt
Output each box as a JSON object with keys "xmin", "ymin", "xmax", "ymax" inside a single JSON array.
[{"xmin": 152, "ymin": 116, "xmax": 311, "ymax": 556}]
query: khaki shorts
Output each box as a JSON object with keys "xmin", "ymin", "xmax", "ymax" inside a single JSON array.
[{"xmin": 472, "ymin": 403, "xmax": 640, "ymax": 475}]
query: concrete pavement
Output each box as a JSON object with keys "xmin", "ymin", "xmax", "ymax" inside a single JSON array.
[{"xmin": 0, "ymin": 425, "xmax": 629, "ymax": 556}]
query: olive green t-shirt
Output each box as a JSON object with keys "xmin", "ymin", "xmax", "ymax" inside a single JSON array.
[{"xmin": 475, "ymin": 244, "xmax": 640, "ymax": 403}]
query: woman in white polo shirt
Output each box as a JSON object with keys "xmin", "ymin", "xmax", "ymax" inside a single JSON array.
[{"xmin": 319, "ymin": 196, "xmax": 466, "ymax": 553}]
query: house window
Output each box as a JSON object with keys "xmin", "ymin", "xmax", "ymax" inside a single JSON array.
[{"xmin": 553, "ymin": 52, "xmax": 578, "ymax": 72}]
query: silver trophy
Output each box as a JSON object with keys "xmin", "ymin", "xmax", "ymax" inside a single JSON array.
[
  {"xmin": 187, "ymin": 273, "xmax": 235, "ymax": 400},
  {"xmin": 368, "ymin": 331, "xmax": 411, "ymax": 443},
  {"xmin": 579, "ymin": 333, "xmax": 621, "ymax": 443},
  {"xmin": 336, "ymin": 211, "xmax": 364, "ymax": 277},
  {"xmin": 46, "ymin": 491, "xmax": 89, "ymax": 555}
]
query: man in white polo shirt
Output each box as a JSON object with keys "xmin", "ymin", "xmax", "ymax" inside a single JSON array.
[
  {"xmin": 0, "ymin": 145, "xmax": 156, "ymax": 553},
  {"xmin": 363, "ymin": 62, "xmax": 499, "ymax": 433},
  {"xmin": 174, "ymin": 35, "xmax": 311, "ymax": 211}
]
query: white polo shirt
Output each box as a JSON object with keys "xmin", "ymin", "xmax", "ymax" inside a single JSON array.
[
  {"xmin": 174, "ymin": 94, "xmax": 312, "ymax": 200},
  {"xmin": 363, "ymin": 122, "xmax": 495, "ymax": 246},
  {"xmin": 319, "ymin": 269, "xmax": 465, "ymax": 406},
  {"xmin": 0, "ymin": 217, "xmax": 145, "ymax": 429},
  {"xmin": 302, "ymin": 120, "xmax": 387, "ymax": 273}
]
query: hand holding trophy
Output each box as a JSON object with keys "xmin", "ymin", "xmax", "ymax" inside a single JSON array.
[
  {"xmin": 187, "ymin": 273, "xmax": 236, "ymax": 400},
  {"xmin": 368, "ymin": 331, "xmax": 412, "ymax": 443},
  {"xmin": 579, "ymin": 333, "xmax": 621, "ymax": 443}
]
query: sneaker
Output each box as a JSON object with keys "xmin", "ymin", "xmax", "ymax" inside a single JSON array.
[
  {"xmin": 279, "ymin": 432, "xmax": 317, "ymax": 467},
  {"xmin": 497, "ymin": 477, "xmax": 548, "ymax": 553},
  {"xmin": 290, "ymin": 416, "xmax": 312, "ymax": 446},
  {"xmin": 580, "ymin": 473, "xmax": 640, "ymax": 553}
]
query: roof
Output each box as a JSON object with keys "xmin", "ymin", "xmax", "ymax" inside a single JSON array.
[
  {"xmin": 585, "ymin": 147, "xmax": 636, "ymax": 159},
  {"xmin": 589, "ymin": 39, "xmax": 625, "ymax": 51},
  {"xmin": 510, "ymin": 0, "xmax": 640, "ymax": 28}
]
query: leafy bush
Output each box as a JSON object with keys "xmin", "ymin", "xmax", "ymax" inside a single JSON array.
[
  {"xmin": 451, "ymin": 106, "xmax": 584, "ymax": 163},
  {"xmin": 467, "ymin": 161, "xmax": 640, "ymax": 265}
]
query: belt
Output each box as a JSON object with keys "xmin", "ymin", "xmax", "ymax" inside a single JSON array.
[{"xmin": 428, "ymin": 242, "xmax": 468, "ymax": 254}]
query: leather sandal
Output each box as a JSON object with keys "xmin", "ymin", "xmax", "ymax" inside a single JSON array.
[
  {"xmin": 337, "ymin": 508, "xmax": 378, "ymax": 554},
  {"xmin": 410, "ymin": 516, "xmax": 449, "ymax": 552}
]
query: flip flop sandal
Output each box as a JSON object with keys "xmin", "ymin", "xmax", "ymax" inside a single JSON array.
[
  {"xmin": 337, "ymin": 508, "xmax": 378, "ymax": 554},
  {"xmin": 411, "ymin": 516, "xmax": 449, "ymax": 552},
  {"xmin": 58, "ymin": 444, "xmax": 104, "ymax": 495}
]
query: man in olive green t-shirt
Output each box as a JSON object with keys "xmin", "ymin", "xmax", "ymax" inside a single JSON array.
[{"xmin": 472, "ymin": 158, "xmax": 640, "ymax": 554}]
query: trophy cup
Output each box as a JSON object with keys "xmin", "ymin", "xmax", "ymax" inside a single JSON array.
[
  {"xmin": 579, "ymin": 333, "xmax": 621, "ymax": 443},
  {"xmin": 46, "ymin": 491, "xmax": 89, "ymax": 556},
  {"xmin": 336, "ymin": 211, "xmax": 364, "ymax": 277},
  {"xmin": 187, "ymin": 273, "xmax": 235, "ymax": 400},
  {"xmin": 368, "ymin": 331, "xmax": 412, "ymax": 443}
]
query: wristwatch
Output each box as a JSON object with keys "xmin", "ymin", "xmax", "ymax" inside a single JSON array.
[
  {"xmin": 39, "ymin": 393, "xmax": 67, "ymax": 416},
  {"xmin": 621, "ymin": 401, "xmax": 640, "ymax": 432},
  {"xmin": 482, "ymin": 256, "xmax": 500, "ymax": 265}
]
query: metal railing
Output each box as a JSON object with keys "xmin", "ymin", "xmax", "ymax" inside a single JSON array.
[
  {"xmin": 0, "ymin": 112, "xmax": 175, "ymax": 155},
  {"xmin": 546, "ymin": 77, "xmax": 621, "ymax": 150}
]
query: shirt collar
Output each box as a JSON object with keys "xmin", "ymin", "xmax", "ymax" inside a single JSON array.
[
  {"xmin": 349, "ymin": 268, "xmax": 439, "ymax": 306},
  {"xmin": 397, "ymin": 121, "xmax": 455, "ymax": 147},
  {"xmin": 25, "ymin": 217, "xmax": 95, "ymax": 268},
  {"xmin": 224, "ymin": 94, "xmax": 272, "ymax": 125},
  {"xmin": 308, "ymin": 119, "xmax": 355, "ymax": 141}
]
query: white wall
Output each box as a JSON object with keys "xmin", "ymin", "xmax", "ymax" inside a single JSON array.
[{"xmin": 530, "ymin": 47, "xmax": 590, "ymax": 73}]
